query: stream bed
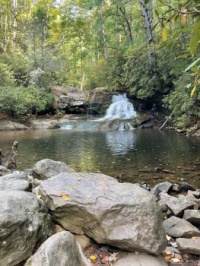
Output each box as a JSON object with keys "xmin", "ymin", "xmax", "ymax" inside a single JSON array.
[{"xmin": 0, "ymin": 128, "xmax": 200, "ymax": 188}]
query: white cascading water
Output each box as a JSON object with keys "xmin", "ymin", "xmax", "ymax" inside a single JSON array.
[{"xmin": 101, "ymin": 94, "xmax": 137, "ymax": 121}]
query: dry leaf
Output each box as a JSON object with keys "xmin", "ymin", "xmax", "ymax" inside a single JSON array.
[
  {"xmin": 109, "ymin": 252, "xmax": 118, "ymax": 262},
  {"xmin": 62, "ymin": 195, "xmax": 70, "ymax": 201},
  {"xmin": 164, "ymin": 256, "xmax": 171, "ymax": 262},
  {"xmin": 174, "ymin": 254, "xmax": 182, "ymax": 260},
  {"xmin": 89, "ymin": 255, "xmax": 97, "ymax": 262},
  {"xmin": 171, "ymin": 258, "xmax": 180, "ymax": 263},
  {"xmin": 191, "ymin": 236, "xmax": 198, "ymax": 240},
  {"xmin": 165, "ymin": 250, "xmax": 171, "ymax": 255},
  {"xmin": 101, "ymin": 256, "xmax": 109, "ymax": 264}
]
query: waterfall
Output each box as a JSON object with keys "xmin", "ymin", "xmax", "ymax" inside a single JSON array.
[{"xmin": 101, "ymin": 94, "xmax": 137, "ymax": 121}]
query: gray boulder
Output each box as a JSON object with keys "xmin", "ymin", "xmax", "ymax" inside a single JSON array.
[
  {"xmin": 158, "ymin": 192, "xmax": 194, "ymax": 216},
  {"xmin": 25, "ymin": 231, "xmax": 91, "ymax": 266},
  {"xmin": 29, "ymin": 119, "xmax": 59, "ymax": 130},
  {"xmin": 113, "ymin": 253, "xmax": 168, "ymax": 266},
  {"xmin": 0, "ymin": 191, "xmax": 52, "ymax": 266},
  {"xmin": 151, "ymin": 181, "xmax": 172, "ymax": 197},
  {"xmin": 53, "ymin": 86, "xmax": 87, "ymax": 109},
  {"xmin": 38, "ymin": 172, "xmax": 167, "ymax": 255},
  {"xmin": 176, "ymin": 237, "xmax": 200, "ymax": 255},
  {"xmin": 0, "ymin": 120, "xmax": 29, "ymax": 131},
  {"xmin": 33, "ymin": 159, "xmax": 71, "ymax": 180},
  {"xmin": 0, "ymin": 172, "xmax": 30, "ymax": 191},
  {"xmin": 163, "ymin": 216, "xmax": 200, "ymax": 238},
  {"xmin": 183, "ymin": 210, "xmax": 200, "ymax": 226}
]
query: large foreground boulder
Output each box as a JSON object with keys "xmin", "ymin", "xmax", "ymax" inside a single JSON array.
[
  {"xmin": 38, "ymin": 172, "xmax": 167, "ymax": 255},
  {"xmin": 33, "ymin": 159, "xmax": 71, "ymax": 180},
  {"xmin": 25, "ymin": 231, "xmax": 91, "ymax": 266},
  {"xmin": 0, "ymin": 191, "xmax": 52, "ymax": 266}
]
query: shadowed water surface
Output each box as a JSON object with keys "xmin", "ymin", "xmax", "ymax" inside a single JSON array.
[{"xmin": 0, "ymin": 129, "xmax": 200, "ymax": 188}]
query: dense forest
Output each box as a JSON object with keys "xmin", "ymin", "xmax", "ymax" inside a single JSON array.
[{"xmin": 0, "ymin": 0, "xmax": 200, "ymax": 128}]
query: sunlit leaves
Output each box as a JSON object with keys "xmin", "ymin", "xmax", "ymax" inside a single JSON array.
[
  {"xmin": 190, "ymin": 85, "xmax": 197, "ymax": 97},
  {"xmin": 162, "ymin": 26, "xmax": 168, "ymax": 41},
  {"xmin": 189, "ymin": 19, "xmax": 200, "ymax": 54}
]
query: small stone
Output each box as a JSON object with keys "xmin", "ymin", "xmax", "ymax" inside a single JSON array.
[
  {"xmin": 151, "ymin": 182, "xmax": 172, "ymax": 197},
  {"xmin": 180, "ymin": 182, "xmax": 195, "ymax": 192},
  {"xmin": 163, "ymin": 216, "xmax": 200, "ymax": 238},
  {"xmin": 183, "ymin": 210, "xmax": 200, "ymax": 226},
  {"xmin": 176, "ymin": 237, "xmax": 200, "ymax": 255}
]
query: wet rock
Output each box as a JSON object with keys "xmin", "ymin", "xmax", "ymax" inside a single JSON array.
[
  {"xmin": 38, "ymin": 172, "xmax": 167, "ymax": 255},
  {"xmin": 163, "ymin": 216, "xmax": 200, "ymax": 238},
  {"xmin": 183, "ymin": 210, "xmax": 200, "ymax": 226},
  {"xmin": 151, "ymin": 181, "xmax": 172, "ymax": 197},
  {"xmin": 176, "ymin": 237, "xmax": 200, "ymax": 255},
  {"xmin": 25, "ymin": 231, "xmax": 91, "ymax": 266},
  {"xmin": 0, "ymin": 191, "xmax": 52, "ymax": 266},
  {"xmin": 33, "ymin": 159, "xmax": 71, "ymax": 180},
  {"xmin": 29, "ymin": 119, "xmax": 59, "ymax": 129},
  {"xmin": 0, "ymin": 120, "xmax": 29, "ymax": 131},
  {"xmin": 113, "ymin": 253, "xmax": 167, "ymax": 266},
  {"xmin": 0, "ymin": 172, "xmax": 30, "ymax": 191},
  {"xmin": 179, "ymin": 182, "xmax": 195, "ymax": 192},
  {"xmin": 158, "ymin": 192, "xmax": 195, "ymax": 217}
]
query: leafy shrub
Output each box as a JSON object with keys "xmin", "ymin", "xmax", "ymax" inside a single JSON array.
[
  {"xmin": 0, "ymin": 85, "xmax": 54, "ymax": 116},
  {"xmin": 163, "ymin": 73, "xmax": 200, "ymax": 128},
  {"xmin": 0, "ymin": 62, "xmax": 16, "ymax": 87},
  {"xmin": 121, "ymin": 48, "xmax": 176, "ymax": 99},
  {"xmin": 0, "ymin": 53, "xmax": 30, "ymax": 87}
]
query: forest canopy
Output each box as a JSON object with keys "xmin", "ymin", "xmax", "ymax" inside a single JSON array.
[{"xmin": 0, "ymin": 0, "xmax": 200, "ymax": 127}]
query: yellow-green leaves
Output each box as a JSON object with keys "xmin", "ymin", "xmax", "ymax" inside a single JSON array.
[
  {"xmin": 180, "ymin": 14, "xmax": 187, "ymax": 28},
  {"xmin": 190, "ymin": 85, "xmax": 196, "ymax": 97},
  {"xmin": 190, "ymin": 19, "xmax": 200, "ymax": 54},
  {"xmin": 162, "ymin": 26, "xmax": 168, "ymax": 42}
]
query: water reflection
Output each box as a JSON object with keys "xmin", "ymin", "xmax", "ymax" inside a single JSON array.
[
  {"xmin": 0, "ymin": 129, "xmax": 200, "ymax": 187},
  {"xmin": 106, "ymin": 130, "xmax": 136, "ymax": 155}
]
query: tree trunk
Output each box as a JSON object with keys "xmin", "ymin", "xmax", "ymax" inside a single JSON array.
[
  {"xmin": 12, "ymin": 0, "xmax": 18, "ymax": 42},
  {"xmin": 140, "ymin": 0, "xmax": 156, "ymax": 65}
]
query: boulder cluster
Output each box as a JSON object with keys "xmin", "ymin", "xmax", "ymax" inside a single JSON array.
[{"xmin": 0, "ymin": 159, "xmax": 199, "ymax": 266}]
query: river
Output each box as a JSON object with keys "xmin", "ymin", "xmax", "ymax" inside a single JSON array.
[{"xmin": 0, "ymin": 128, "xmax": 200, "ymax": 188}]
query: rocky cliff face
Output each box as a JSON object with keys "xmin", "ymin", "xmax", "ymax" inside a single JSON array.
[{"xmin": 52, "ymin": 86, "xmax": 113, "ymax": 115}]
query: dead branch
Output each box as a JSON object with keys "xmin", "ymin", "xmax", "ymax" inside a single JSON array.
[{"xmin": 4, "ymin": 141, "xmax": 18, "ymax": 169}]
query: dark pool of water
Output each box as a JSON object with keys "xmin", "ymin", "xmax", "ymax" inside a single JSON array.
[{"xmin": 0, "ymin": 129, "xmax": 200, "ymax": 188}]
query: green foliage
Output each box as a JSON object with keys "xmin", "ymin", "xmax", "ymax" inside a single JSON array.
[
  {"xmin": 1, "ymin": 53, "xmax": 30, "ymax": 86},
  {"xmin": 163, "ymin": 73, "xmax": 200, "ymax": 128},
  {"xmin": 0, "ymin": 62, "xmax": 16, "ymax": 87},
  {"xmin": 121, "ymin": 48, "xmax": 175, "ymax": 99},
  {"xmin": 0, "ymin": 86, "xmax": 54, "ymax": 117}
]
